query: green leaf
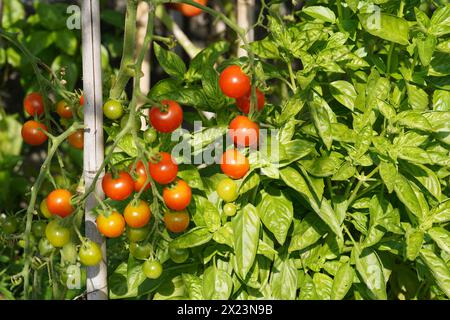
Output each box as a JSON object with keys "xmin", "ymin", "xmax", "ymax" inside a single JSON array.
[
  {"xmin": 202, "ymin": 265, "xmax": 233, "ymax": 300},
  {"xmin": 433, "ymin": 90, "xmax": 450, "ymax": 111},
  {"xmin": 330, "ymin": 81, "xmax": 356, "ymax": 111},
  {"xmin": 312, "ymin": 273, "xmax": 333, "ymax": 300},
  {"xmin": 431, "ymin": 201, "xmax": 450, "ymax": 223},
  {"xmin": 270, "ymin": 255, "xmax": 298, "ymax": 300},
  {"xmin": 363, "ymin": 195, "xmax": 386, "ymax": 248},
  {"xmin": 428, "ymin": 227, "xmax": 450, "ymax": 255},
  {"xmin": 359, "ymin": 13, "xmax": 409, "ymax": 45},
  {"xmin": 298, "ymin": 274, "xmax": 318, "ymax": 299},
  {"xmin": 394, "ymin": 173, "xmax": 426, "ymax": 221},
  {"xmin": 405, "ymin": 228, "xmax": 424, "ymax": 261},
  {"xmin": 170, "ymin": 227, "xmax": 212, "ymax": 249},
  {"xmin": 354, "ymin": 247, "xmax": 387, "ymax": 300},
  {"xmin": 400, "ymin": 162, "xmax": 441, "ymax": 200},
  {"xmin": 419, "ymin": 248, "xmax": 450, "ymax": 298},
  {"xmin": 300, "ymin": 152, "xmax": 344, "ymax": 178},
  {"xmin": 239, "ymin": 172, "xmax": 260, "ymax": 195},
  {"xmin": 303, "ymin": 6, "xmax": 336, "ymax": 23},
  {"xmin": 101, "ymin": 9, "xmax": 125, "ymax": 29},
  {"xmin": 417, "ymin": 34, "xmax": 437, "ymax": 67},
  {"xmin": 280, "ymin": 167, "xmax": 343, "ymax": 239},
  {"xmin": 202, "ymin": 67, "xmax": 228, "ymax": 110},
  {"xmin": 153, "ymin": 42, "xmax": 186, "ymax": 79},
  {"xmin": 406, "ymin": 83, "xmax": 429, "ymax": 110},
  {"xmin": 395, "ymin": 111, "xmax": 433, "ymax": 132},
  {"xmin": 25, "ymin": 31, "xmax": 55, "ymax": 55},
  {"xmin": 212, "ymin": 223, "xmax": 234, "ymax": 248},
  {"xmin": 257, "ymin": 189, "xmax": 293, "ymax": 245},
  {"xmin": 415, "ymin": 7, "xmax": 431, "ymax": 31},
  {"xmin": 250, "ymin": 38, "xmax": 280, "ymax": 59},
  {"xmin": 53, "ymin": 30, "xmax": 78, "ymax": 56},
  {"xmin": 177, "ymin": 165, "xmax": 205, "ymax": 190},
  {"xmin": 331, "ymin": 262, "xmax": 354, "ymax": 300},
  {"xmin": 153, "ymin": 275, "xmax": 186, "ymax": 300},
  {"xmin": 379, "ymin": 161, "xmax": 397, "ymax": 193},
  {"xmin": 189, "ymin": 195, "xmax": 220, "ymax": 232},
  {"xmin": 429, "ymin": 5, "xmax": 450, "ymax": 37},
  {"xmin": 309, "ymin": 91, "xmax": 334, "ymax": 150},
  {"xmin": 186, "ymin": 41, "xmax": 229, "ymax": 81},
  {"xmin": 182, "ymin": 274, "xmax": 203, "ymax": 300},
  {"xmin": 289, "ymin": 213, "xmax": 327, "ymax": 253},
  {"xmin": 36, "ymin": 3, "xmax": 68, "ymax": 30},
  {"xmin": 232, "ymin": 204, "xmax": 260, "ymax": 279},
  {"xmin": 2, "ymin": 0, "xmax": 25, "ymax": 28}
]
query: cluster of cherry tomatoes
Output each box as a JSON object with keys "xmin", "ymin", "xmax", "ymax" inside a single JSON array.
[{"xmin": 21, "ymin": 92, "xmax": 85, "ymax": 149}]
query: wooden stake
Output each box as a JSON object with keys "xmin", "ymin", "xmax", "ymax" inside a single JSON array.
[
  {"xmin": 82, "ymin": 0, "xmax": 107, "ymax": 300},
  {"xmin": 237, "ymin": 0, "xmax": 255, "ymax": 57}
]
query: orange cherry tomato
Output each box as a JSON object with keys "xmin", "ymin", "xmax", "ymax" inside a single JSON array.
[
  {"xmin": 131, "ymin": 161, "xmax": 151, "ymax": 192},
  {"xmin": 46, "ymin": 189, "xmax": 74, "ymax": 218},
  {"xmin": 220, "ymin": 149, "xmax": 250, "ymax": 179},
  {"xmin": 179, "ymin": 0, "xmax": 207, "ymax": 17},
  {"xmin": 96, "ymin": 211, "xmax": 125, "ymax": 238},
  {"xmin": 163, "ymin": 179, "xmax": 192, "ymax": 211},
  {"xmin": 102, "ymin": 171, "xmax": 134, "ymax": 201},
  {"xmin": 124, "ymin": 200, "xmax": 151, "ymax": 228},
  {"xmin": 228, "ymin": 115, "xmax": 260, "ymax": 147},
  {"xmin": 68, "ymin": 129, "xmax": 84, "ymax": 149},
  {"xmin": 56, "ymin": 100, "xmax": 73, "ymax": 119},
  {"xmin": 164, "ymin": 210, "xmax": 190, "ymax": 233}
]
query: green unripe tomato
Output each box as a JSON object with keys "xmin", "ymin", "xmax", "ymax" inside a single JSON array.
[
  {"xmin": 103, "ymin": 100, "xmax": 124, "ymax": 120},
  {"xmin": 129, "ymin": 242, "xmax": 152, "ymax": 260},
  {"xmin": 18, "ymin": 234, "xmax": 36, "ymax": 249},
  {"xmin": 1, "ymin": 216, "xmax": 18, "ymax": 234},
  {"xmin": 223, "ymin": 203, "xmax": 237, "ymax": 217},
  {"xmin": 168, "ymin": 247, "xmax": 189, "ymax": 264},
  {"xmin": 61, "ymin": 242, "xmax": 78, "ymax": 264},
  {"xmin": 38, "ymin": 237, "xmax": 55, "ymax": 257},
  {"xmin": 216, "ymin": 178, "xmax": 238, "ymax": 203},
  {"xmin": 127, "ymin": 227, "xmax": 150, "ymax": 242},
  {"xmin": 143, "ymin": 128, "xmax": 157, "ymax": 144},
  {"xmin": 45, "ymin": 219, "xmax": 71, "ymax": 248},
  {"xmin": 79, "ymin": 240, "xmax": 102, "ymax": 266},
  {"xmin": 32, "ymin": 221, "xmax": 47, "ymax": 238},
  {"xmin": 40, "ymin": 199, "xmax": 52, "ymax": 219},
  {"xmin": 143, "ymin": 260, "xmax": 163, "ymax": 279}
]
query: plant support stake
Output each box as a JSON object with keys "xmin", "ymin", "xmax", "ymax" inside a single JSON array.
[{"xmin": 82, "ymin": 0, "xmax": 107, "ymax": 300}]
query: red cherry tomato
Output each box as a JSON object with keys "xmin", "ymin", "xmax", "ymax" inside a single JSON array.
[
  {"xmin": 56, "ymin": 100, "xmax": 73, "ymax": 119},
  {"xmin": 219, "ymin": 65, "xmax": 251, "ymax": 99},
  {"xmin": 79, "ymin": 95, "xmax": 84, "ymax": 106},
  {"xmin": 21, "ymin": 120, "xmax": 48, "ymax": 146},
  {"xmin": 102, "ymin": 171, "xmax": 134, "ymax": 201},
  {"xmin": 220, "ymin": 149, "xmax": 250, "ymax": 179},
  {"xmin": 179, "ymin": 0, "xmax": 207, "ymax": 17},
  {"xmin": 97, "ymin": 211, "xmax": 125, "ymax": 238},
  {"xmin": 131, "ymin": 161, "xmax": 151, "ymax": 192},
  {"xmin": 229, "ymin": 115, "xmax": 260, "ymax": 147},
  {"xmin": 46, "ymin": 189, "xmax": 74, "ymax": 218},
  {"xmin": 149, "ymin": 152, "xmax": 178, "ymax": 185},
  {"xmin": 236, "ymin": 88, "xmax": 265, "ymax": 114},
  {"xmin": 68, "ymin": 129, "xmax": 84, "ymax": 149},
  {"xmin": 163, "ymin": 179, "xmax": 192, "ymax": 211},
  {"xmin": 24, "ymin": 92, "xmax": 44, "ymax": 117},
  {"xmin": 164, "ymin": 210, "xmax": 190, "ymax": 233},
  {"xmin": 149, "ymin": 100, "xmax": 183, "ymax": 133}
]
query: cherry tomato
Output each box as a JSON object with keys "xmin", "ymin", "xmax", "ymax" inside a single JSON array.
[
  {"xmin": 127, "ymin": 226, "xmax": 150, "ymax": 242},
  {"xmin": 129, "ymin": 242, "xmax": 152, "ymax": 260},
  {"xmin": 163, "ymin": 179, "xmax": 192, "ymax": 211},
  {"xmin": 149, "ymin": 152, "xmax": 178, "ymax": 185},
  {"xmin": 96, "ymin": 211, "xmax": 125, "ymax": 238},
  {"xmin": 131, "ymin": 161, "xmax": 151, "ymax": 192},
  {"xmin": 103, "ymin": 100, "xmax": 124, "ymax": 120},
  {"xmin": 223, "ymin": 203, "xmax": 237, "ymax": 217},
  {"xmin": 169, "ymin": 247, "xmax": 189, "ymax": 263},
  {"xmin": 144, "ymin": 128, "xmax": 157, "ymax": 144},
  {"xmin": 45, "ymin": 219, "xmax": 71, "ymax": 248},
  {"xmin": 124, "ymin": 200, "xmax": 151, "ymax": 228},
  {"xmin": 79, "ymin": 240, "xmax": 102, "ymax": 266},
  {"xmin": 102, "ymin": 171, "xmax": 134, "ymax": 201},
  {"xmin": 164, "ymin": 210, "xmax": 190, "ymax": 233},
  {"xmin": 179, "ymin": 0, "xmax": 207, "ymax": 17},
  {"xmin": 24, "ymin": 92, "xmax": 44, "ymax": 117},
  {"xmin": 1, "ymin": 216, "xmax": 18, "ymax": 234},
  {"xmin": 68, "ymin": 129, "xmax": 84, "ymax": 149},
  {"xmin": 219, "ymin": 65, "xmax": 251, "ymax": 99},
  {"xmin": 21, "ymin": 120, "xmax": 48, "ymax": 146},
  {"xmin": 217, "ymin": 178, "xmax": 238, "ymax": 202},
  {"xmin": 149, "ymin": 100, "xmax": 183, "ymax": 133},
  {"xmin": 229, "ymin": 115, "xmax": 260, "ymax": 147},
  {"xmin": 143, "ymin": 260, "xmax": 163, "ymax": 279},
  {"xmin": 56, "ymin": 100, "xmax": 73, "ymax": 119},
  {"xmin": 220, "ymin": 149, "xmax": 250, "ymax": 179},
  {"xmin": 38, "ymin": 237, "xmax": 55, "ymax": 256},
  {"xmin": 79, "ymin": 95, "xmax": 84, "ymax": 106},
  {"xmin": 40, "ymin": 199, "xmax": 52, "ymax": 219},
  {"xmin": 32, "ymin": 221, "xmax": 47, "ymax": 238},
  {"xmin": 46, "ymin": 189, "xmax": 74, "ymax": 218},
  {"xmin": 236, "ymin": 88, "xmax": 265, "ymax": 114}
]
